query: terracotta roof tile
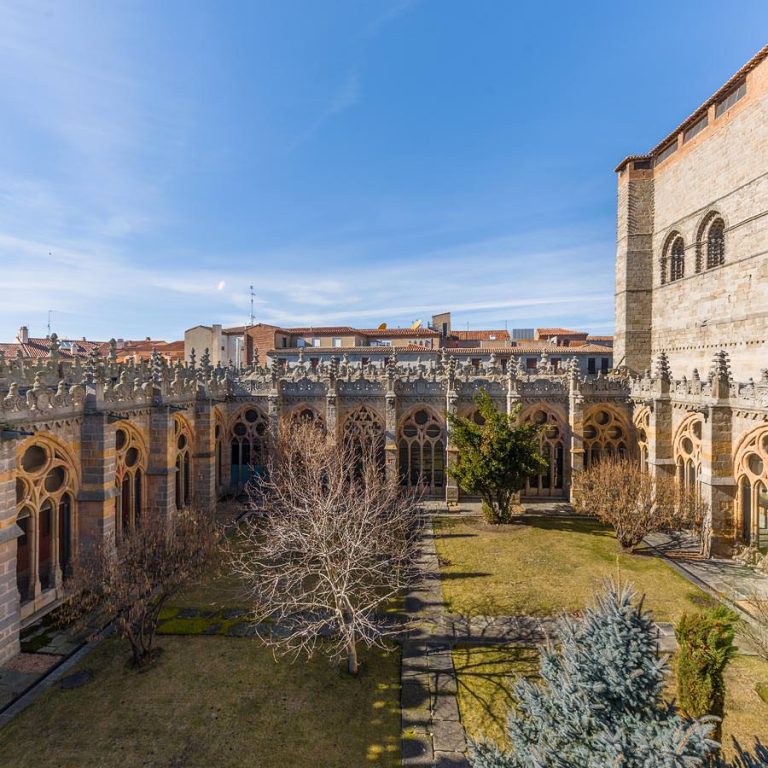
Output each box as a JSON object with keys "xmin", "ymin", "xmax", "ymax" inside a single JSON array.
[{"xmin": 450, "ymin": 330, "xmax": 510, "ymax": 341}]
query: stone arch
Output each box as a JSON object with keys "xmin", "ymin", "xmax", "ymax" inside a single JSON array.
[
  {"xmin": 733, "ymin": 425, "xmax": 768, "ymax": 548},
  {"xmin": 673, "ymin": 413, "xmax": 703, "ymax": 497},
  {"xmin": 695, "ymin": 210, "xmax": 727, "ymax": 272},
  {"xmin": 286, "ymin": 403, "xmax": 326, "ymax": 431},
  {"xmin": 15, "ymin": 433, "xmax": 79, "ymax": 602},
  {"xmin": 633, "ymin": 406, "xmax": 651, "ymax": 472},
  {"xmin": 582, "ymin": 405, "xmax": 631, "ymax": 468},
  {"xmin": 397, "ymin": 405, "xmax": 446, "ymax": 493},
  {"xmin": 660, "ymin": 230, "xmax": 683, "ymax": 285},
  {"xmin": 114, "ymin": 420, "xmax": 147, "ymax": 539},
  {"xmin": 173, "ymin": 413, "xmax": 194, "ymax": 509},
  {"xmin": 342, "ymin": 405, "xmax": 385, "ymax": 474},
  {"xmin": 228, "ymin": 404, "xmax": 269, "ymax": 491},
  {"xmin": 519, "ymin": 404, "xmax": 567, "ymax": 497}
]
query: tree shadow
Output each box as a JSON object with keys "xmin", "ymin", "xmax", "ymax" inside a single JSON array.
[
  {"xmin": 721, "ymin": 736, "xmax": 768, "ymax": 767},
  {"xmin": 453, "ymin": 644, "xmax": 539, "ymax": 741}
]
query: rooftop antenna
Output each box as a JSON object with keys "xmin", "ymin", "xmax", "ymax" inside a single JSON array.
[
  {"xmin": 249, "ymin": 285, "xmax": 255, "ymax": 326},
  {"xmin": 47, "ymin": 309, "xmax": 54, "ymax": 338}
]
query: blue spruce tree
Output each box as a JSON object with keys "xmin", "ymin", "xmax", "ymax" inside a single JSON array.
[{"xmin": 471, "ymin": 582, "xmax": 719, "ymax": 768}]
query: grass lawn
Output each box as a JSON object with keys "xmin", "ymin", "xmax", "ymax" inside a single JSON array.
[
  {"xmin": 0, "ymin": 636, "xmax": 401, "ymax": 768},
  {"xmin": 434, "ymin": 516, "xmax": 717, "ymax": 622},
  {"xmin": 454, "ymin": 644, "xmax": 768, "ymax": 761}
]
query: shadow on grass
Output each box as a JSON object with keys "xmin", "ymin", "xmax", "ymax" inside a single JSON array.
[
  {"xmin": 725, "ymin": 737, "xmax": 768, "ymax": 767},
  {"xmin": 453, "ymin": 644, "xmax": 538, "ymax": 741}
]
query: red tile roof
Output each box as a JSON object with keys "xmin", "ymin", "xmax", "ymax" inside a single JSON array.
[
  {"xmin": 450, "ymin": 330, "xmax": 510, "ymax": 341},
  {"xmin": 536, "ymin": 328, "xmax": 585, "ymax": 336},
  {"xmin": 360, "ymin": 328, "xmax": 439, "ymax": 337}
]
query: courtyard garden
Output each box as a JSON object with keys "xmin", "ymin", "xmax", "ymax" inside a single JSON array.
[
  {"xmin": 0, "ymin": 565, "xmax": 402, "ymax": 768},
  {"xmin": 435, "ymin": 512, "xmax": 768, "ymax": 763}
]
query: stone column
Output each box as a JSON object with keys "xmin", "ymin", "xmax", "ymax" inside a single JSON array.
[
  {"xmin": 326, "ymin": 391, "xmax": 339, "ymax": 442},
  {"xmin": 384, "ymin": 392, "xmax": 398, "ymax": 483},
  {"xmin": 267, "ymin": 392, "xmax": 280, "ymax": 439},
  {"xmin": 193, "ymin": 396, "xmax": 217, "ymax": 512},
  {"xmin": 78, "ymin": 386, "xmax": 117, "ymax": 546},
  {"xmin": 0, "ymin": 437, "xmax": 21, "ymax": 663},
  {"xmin": 146, "ymin": 401, "xmax": 176, "ymax": 516},
  {"xmin": 567, "ymin": 374, "xmax": 585, "ymax": 502},
  {"xmin": 701, "ymin": 353, "xmax": 736, "ymax": 557},
  {"xmin": 645, "ymin": 352, "xmax": 675, "ymax": 482},
  {"xmin": 445, "ymin": 390, "xmax": 459, "ymax": 504}
]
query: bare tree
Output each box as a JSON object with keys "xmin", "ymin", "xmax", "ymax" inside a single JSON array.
[
  {"xmin": 62, "ymin": 507, "xmax": 220, "ymax": 667},
  {"xmin": 231, "ymin": 420, "xmax": 420, "ymax": 675},
  {"xmin": 571, "ymin": 458, "xmax": 704, "ymax": 552}
]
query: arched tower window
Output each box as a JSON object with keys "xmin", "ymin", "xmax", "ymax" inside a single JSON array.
[
  {"xmin": 707, "ymin": 218, "xmax": 725, "ymax": 269},
  {"xmin": 230, "ymin": 407, "xmax": 268, "ymax": 491},
  {"xmin": 583, "ymin": 408, "xmax": 630, "ymax": 468},
  {"xmin": 521, "ymin": 408, "xmax": 565, "ymax": 497},
  {"xmin": 114, "ymin": 423, "xmax": 146, "ymax": 540},
  {"xmin": 398, "ymin": 408, "xmax": 445, "ymax": 492},
  {"xmin": 669, "ymin": 236, "xmax": 685, "ymax": 282},
  {"xmin": 15, "ymin": 437, "xmax": 78, "ymax": 601}
]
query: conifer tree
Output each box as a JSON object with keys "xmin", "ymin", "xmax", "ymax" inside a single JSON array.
[
  {"xmin": 448, "ymin": 390, "xmax": 546, "ymax": 523},
  {"xmin": 471, "ymin": 582, "xmax": 719, "ymax": 768}
]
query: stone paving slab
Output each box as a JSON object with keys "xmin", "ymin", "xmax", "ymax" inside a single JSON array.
[{"xmin": 402, "ymin": 518, "xmax": 469, "ymax": 767}]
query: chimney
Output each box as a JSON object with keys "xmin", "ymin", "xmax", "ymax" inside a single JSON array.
[{"xmin": 17, "ymin": 325, "xmax": 28, "ymax": 344}]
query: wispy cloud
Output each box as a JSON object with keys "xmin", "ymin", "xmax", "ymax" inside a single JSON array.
[{"xmin": 287, "ymin": 71, "xmax": 361, "ymax": 150}]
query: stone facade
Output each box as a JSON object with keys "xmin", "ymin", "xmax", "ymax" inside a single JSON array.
[
  {"xmin": 0, "ymin": 345, "xmax": 630, "ymax": 663},
  {"xmin": 615, "ymin": 46, "xmax": 768, "ymax": 379},
  {"xmin": 616, "ymin": 45, "xmax": 768, "ymax": 559}
]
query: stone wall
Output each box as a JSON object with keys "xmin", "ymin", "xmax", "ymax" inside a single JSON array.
[{"xmin": 615, "ymin": 52, "xmax": 768, "ymax": 381}]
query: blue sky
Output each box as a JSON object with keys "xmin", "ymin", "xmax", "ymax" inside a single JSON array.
[{"xmin": 0, "ymin": 1, "xmax": 766, "ymax": 342}]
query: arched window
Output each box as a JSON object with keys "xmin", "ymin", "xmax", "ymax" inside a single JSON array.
[
  {"xmin": 522, "ymin": 408, "xmax": 565, "ymax": 497},
  {"xmin": 707, "ymin": 218, "xmax": 725, "ymax": 269},
  {"xmin": 674, "ymin": 415, "xmax": 703, "ymax": 497},
  {"xmin": 230, "ymin": 407, "xmax": 268, "ymax": 491},
  {"xmin": 398, "ymin": 409, "xmax": 445, "ymax": 492},
  {"xmin": 343, "ymin": 406, "xmax": 385, "ymax": 475},
  {"xmin": 289, "ymin": 406, "xmax": 325, "ymax": 431},
  {"xmin": 583, "ymin": 408, "xmax": 629, "ymax": 468},
  {"xmin": 734, "ymin": 427, "xmax": 768, "ymax": 548},
  {"xmin": 670, "ymin": 236, "xmax": 685, "ymax": 282},
  {"xmin": 114, "ymin": 423, "xmax": 146, "ymax": 540},
  {"xmin": 174, "ymin": 415, "xmax": 194, "ymax": 509},
  {"xmin": 15, "ymin": 437, "xmax": 78, "ymax": 602}
]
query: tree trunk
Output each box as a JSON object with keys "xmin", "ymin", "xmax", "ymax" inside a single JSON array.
[{"xmin": 347, "ymin": 638, "xmax": 359, "ymax": 675}]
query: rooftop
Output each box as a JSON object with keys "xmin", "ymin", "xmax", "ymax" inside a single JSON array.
[{"xmin": 615, "ymin": 43, "xmax": 768, "ymax": 172}]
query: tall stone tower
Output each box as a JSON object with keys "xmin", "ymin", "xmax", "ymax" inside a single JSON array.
[{"xmin": 614, "ymin": 160, "xmax": 654, "ymax": 374}]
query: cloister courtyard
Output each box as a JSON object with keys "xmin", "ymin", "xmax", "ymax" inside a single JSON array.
[{"xmin": 1, "ymin": 502, "xmax": 767, "ymax": 767}]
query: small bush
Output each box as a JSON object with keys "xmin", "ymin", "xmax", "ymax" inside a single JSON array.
[{"xmin": 676, "ymin": 606, "xmax": 737, "ymax": 721}]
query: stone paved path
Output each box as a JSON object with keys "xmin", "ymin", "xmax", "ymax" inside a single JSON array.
[
  {"xmin": 401, "ymin": 518, "xmax": 470, "ymax": 768},
  {"xmin": 645, "ymin": 532, "xmax": 768, "ymax": 606}
]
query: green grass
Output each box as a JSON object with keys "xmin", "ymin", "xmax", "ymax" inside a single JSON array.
[
  {"xmin": 453, "ymin": 644, "xmax": 538, "ymax": 746},
  {"xmin": 434, "ymin": 516, "xmax": 717, "ymax": 622},
  {"xmin": 0, "ymin": 636, "xmax": 401, "ymax": 768}
]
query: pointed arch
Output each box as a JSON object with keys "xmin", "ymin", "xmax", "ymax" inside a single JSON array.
[
  {"xmin": 733, "ymin": 425, "xmax": 768, "ymax": 548},
  {"xmin": 228, "ymin": 404, "xmax": 269, "ymax": 491},
  {"xmin": 519, "ymin": 404, "xmax": 567, "ymax": 497},
  {"xmin": 15, "ymin": 433, "xmax": 80, "ymax": 601},
  {"xmin": 114, "ymin": 420, "xmax": 148, "ymax": 539},
  {"xmin": 397, "ymin": 405, "xmax": 446, "ymax": 492},
  {"xmin": 582, "ymin": 406, "xmax": 631, "ymax": 468}
]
